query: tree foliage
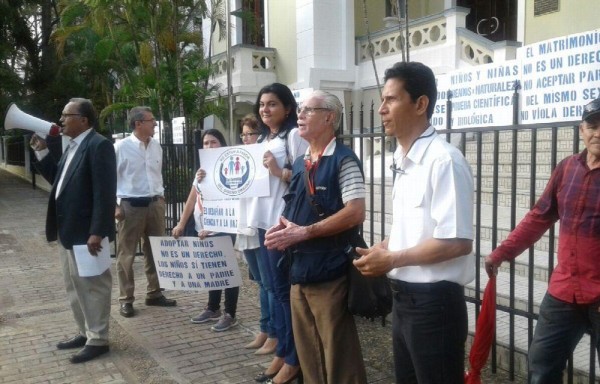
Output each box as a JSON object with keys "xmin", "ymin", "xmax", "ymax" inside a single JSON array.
[{"xmin": 1, "ymin": 0, "xmax": 227, "ymax": 142}]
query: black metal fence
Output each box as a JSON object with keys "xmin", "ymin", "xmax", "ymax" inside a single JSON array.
[
  {"xmin": 162, "ymin": 142, "xmax": 198, "ymax": 232},
  {"xmin": 4, "ymin": 137, "xmax": 26, "ymax": 166},
  {"xmin": 335, "ymin": 101, "xmax": 597, "ymax": 383},
  {"xmin": 158, "ymin": 102, "xmax": 598, "ymax": 382}
]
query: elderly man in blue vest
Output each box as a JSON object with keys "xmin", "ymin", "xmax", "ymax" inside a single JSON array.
[{"xmin": 265, "ymin": 90, "xmax": 367, "ymax": 384}]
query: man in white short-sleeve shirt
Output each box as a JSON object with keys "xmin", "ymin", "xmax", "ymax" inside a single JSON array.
[{"xmin": 354, "ymin": 62, "xmax": 474, "ymax": 384}]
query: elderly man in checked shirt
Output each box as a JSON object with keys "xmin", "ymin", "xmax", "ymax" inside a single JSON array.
[{"xmin": 485, "ymin": 97, "xmax": 600, "ymax": 384}]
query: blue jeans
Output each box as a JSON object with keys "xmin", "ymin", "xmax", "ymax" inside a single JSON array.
[
  {"xmin": 528, "ymin": 293, "xmax": 600, "ymax": 384},
  {"xmin": 390, "ymin": 280, "xmax": 467, "ymax": 384},
  {"xmin": 258, "ymin": 229, "xmax": 298, "ymax": 366},
  {"xmin": 244, "ymin": 247, "xmax": 272, "ymax": 335}
]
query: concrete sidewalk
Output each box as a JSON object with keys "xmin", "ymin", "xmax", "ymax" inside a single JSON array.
[{"xmin": 0, "ymin": 168, "xmax": 396, "ymax": 384}]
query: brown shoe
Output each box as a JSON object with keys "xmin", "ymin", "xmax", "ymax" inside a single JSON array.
[
  {"xmin": 255, "ymin": 337, "xmax": 277, "ymax": 355},
  {"xmin": 245, "ymin": 332, "xmax": 268, "ymax": 349}
]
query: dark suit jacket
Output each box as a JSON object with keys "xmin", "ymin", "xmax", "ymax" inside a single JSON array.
[{"xmin": 35, "ymin": 131, "xmax": 117, "ymax": 250}]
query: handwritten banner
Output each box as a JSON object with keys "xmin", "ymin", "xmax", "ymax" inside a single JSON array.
[
  {"xmin": 201, "ymin": 199, "xmax": 238, "ymax": 234},
  {"xmin": 149, "ymin": 236, "xmax": 242, "ymax": 291}
]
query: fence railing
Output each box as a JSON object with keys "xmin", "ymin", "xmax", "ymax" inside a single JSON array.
[
  {"xmin": 4, "ymin": 137, "xmax": 26, "ymax": 166},
  {"xmin": 162, "ymin": 142, "xmax": 197, "ymax": 233},
  {"xmin": 336, "ymin": 101, "xmax": 597, "ymax": 383},
  {"xmin": 159, "ymin": 105, "xmax": 598, "ymax": 382}
]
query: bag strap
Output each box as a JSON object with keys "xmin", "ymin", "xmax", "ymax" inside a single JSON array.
[
  {"xmin": 303, "ymin": 167, "xmax": 327, "ymax": 220},
  {"xmin": 302, "ymin": 163, "xmax": 355, "ymax": 250},
  {"xmin": 284, "ymin": 131, "xmax": 292, "ymax": 169}
]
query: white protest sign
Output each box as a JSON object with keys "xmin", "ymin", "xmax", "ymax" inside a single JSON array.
[
  {"xmin": 518, "ymin": 29, "xmax": 600, "ymax": 124},
  {"xmin": 435, "ymin": 62, "xmax": 518, "ymax": 129},
  {"xmin": 199, "ymin": 143, "xmax": 269, "ymax": 200},
  {"xmin": 149, "ymin": 235, "xmax": 242, "ymax": 291},
  {"xmin": 201, "ymin": 199, "xmax": 239, "ymax": 233},
  {"xmin": 430, "ymin": 28, "xmax": 600, "ymax": 129}
]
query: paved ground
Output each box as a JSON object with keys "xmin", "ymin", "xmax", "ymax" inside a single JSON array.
[{"xmin": 0, "ymin": 168, "xmax": 523, "ymax": 383}]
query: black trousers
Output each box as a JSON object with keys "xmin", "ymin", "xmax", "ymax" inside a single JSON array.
[
  {"xmin": 207, "ymin": 287, "xmax": 240, "ymax": 318},
  {"xmin": 390, "ymin": 280, "xmax": 467, "ymax": 384}
]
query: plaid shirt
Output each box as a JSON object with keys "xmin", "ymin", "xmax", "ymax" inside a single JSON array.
[{"xmin": 490, "ymin": 150, "xmax": 600, "ymax": 304}]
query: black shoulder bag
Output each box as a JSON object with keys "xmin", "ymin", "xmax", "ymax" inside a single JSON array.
[{"xmin": 302, "ymin": 170, "xmax": 392, "ymax": 321}]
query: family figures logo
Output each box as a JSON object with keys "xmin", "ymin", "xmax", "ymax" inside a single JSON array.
[{"xmin": 214, "ymin": 148, "xmax": 255, "ymax": 196}]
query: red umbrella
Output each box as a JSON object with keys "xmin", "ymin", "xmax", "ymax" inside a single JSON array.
[{"xmin": 465, "ymin": 275, "xmax": 497, "ymax": 384}]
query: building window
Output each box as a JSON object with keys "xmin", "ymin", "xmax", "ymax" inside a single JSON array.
[
  {"xmin": 534, "ymin": 0, "xmax": 559, "ymax": 16},
  {"xmin": 241, "ymin": 0, "xmax": 264, "ymax": 47},
  {"xmin": 458, "ymin": 0, "xmax": 518, "ymax": 42},
  {"xmin": 386, "ymin": 0, "xmax": 406, "ymax": 19}
]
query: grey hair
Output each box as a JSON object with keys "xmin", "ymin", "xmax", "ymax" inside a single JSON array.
[
  {"xmin": 128, "ymin": 106, "xmax": 153, "ymax": 130},
  {"xmin": 311, "ymin": 90, "xmax": 343, "ymax": 131}
]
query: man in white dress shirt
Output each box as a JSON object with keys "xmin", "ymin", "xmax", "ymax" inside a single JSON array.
[
  {"xmin": 114, "ymin": 106, "xmax": 176, "ymax": 317},
  {"xmin": 354, "ymin": 62, "xmax": 474, "ymax": 384}
]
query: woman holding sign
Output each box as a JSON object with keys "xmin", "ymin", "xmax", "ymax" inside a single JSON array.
[
  {"xmin": 237, "ymin": 114, "xmax": 278, "ymax": 353},
  {"xmin": 250, "ymin": 83, "xmax": 308, "ymax": 384},
  {"xmin": 172, "ymin": 129, "xmax": 240, "ymax": 332}
]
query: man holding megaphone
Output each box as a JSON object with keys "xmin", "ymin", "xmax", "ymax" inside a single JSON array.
[{"xmin": 30, "ymin": 98, "xmax": 116, "ymax": 364}]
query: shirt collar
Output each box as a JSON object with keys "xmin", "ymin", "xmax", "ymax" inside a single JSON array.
[
  {"xmin": 71, "ymin": 128, "xmax": 93, "ymax": 146},
  {"xmin": 577, "ymin": 149, "xmax": 588, "ymax": 166},
  {"xmin": 130, "ymin": 132, "xmax": 156, "ymax": 147},
  {"xmin": 395, "ymin": 125, "xmax": 437, "ymax": 165},
  {"xmin": 304, "ymin": 137, "xmax": 337, "ymax": 159}
]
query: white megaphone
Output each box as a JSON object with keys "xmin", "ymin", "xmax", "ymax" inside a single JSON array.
[{"xmin": 3, "ymin": 103, "xmax": 61, "ymax": 138}]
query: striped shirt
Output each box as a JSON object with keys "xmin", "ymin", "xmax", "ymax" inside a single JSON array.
[
  {"xmin": 303, "ymin": 140, "xmax": 365, "ymax": 203},
  {"xmin": 489, "ymin": 150, "xmax": 600, "ymax": 304}
]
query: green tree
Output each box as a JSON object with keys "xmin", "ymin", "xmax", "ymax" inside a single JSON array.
[
  {"xmin": 0, "ymin": 0, "xmax": 63, "ymax": 124},
  {"xmin": 52, "ymin": 0, "xmax": 227, "ymax": 142}
]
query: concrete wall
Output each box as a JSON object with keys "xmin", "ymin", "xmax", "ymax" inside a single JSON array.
[
  {"xmin": 266, "ymin": 0, "xmax": 297, "ymax": 86},
  {"xmin": 524, "ymin": 0, "xmax": 597, "ymax": 44}
]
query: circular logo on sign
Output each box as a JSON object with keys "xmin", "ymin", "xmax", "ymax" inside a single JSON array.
[{"xmin": 213, "ymin": 148, "xmax": 255, "ymax": 196}]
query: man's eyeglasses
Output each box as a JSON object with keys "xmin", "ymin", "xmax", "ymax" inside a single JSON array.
[
  {"xmin": 240, "ymin": 132, "xmax": 259, "ymax": 139},
  {"xmin": 138, "ymin": 118, "xmax": 156, "ymax": 123},
  {"xmin": 297, "ymin": 106, "xmax": 330, "ymax": 116},
  {"xmin": 61, "ymin": 113, "xmax": 81, "ymax": 118}
]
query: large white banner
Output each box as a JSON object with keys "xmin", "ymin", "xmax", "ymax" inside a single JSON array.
[
  {"xmin": 199, "ymin": 143, "xmax": 269, "ymax": 200},
  {"xmin": 518, "ymin": 30, "xmax": 600, "ymax": 124},
  {"xmin": 149, "ymin": 236, "xmax": 242, "ymax": 291},
  {"xmin": 431, "ymin": 29, "xmax": 600, "ymax": 129},
  {"xmin": 435, "ymin": 62, "xmax": 518, "ymax": 129}
]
